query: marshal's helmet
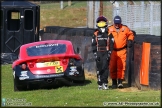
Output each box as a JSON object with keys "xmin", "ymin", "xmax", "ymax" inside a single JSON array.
[{"xmin": 114, "ymin": 15, "xmax": 122, "ymax": 24}]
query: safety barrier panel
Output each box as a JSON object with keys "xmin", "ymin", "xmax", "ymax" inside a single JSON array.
[{"xmin": 133, "ymin": 35, "xmax": 161, "ymax": 90}]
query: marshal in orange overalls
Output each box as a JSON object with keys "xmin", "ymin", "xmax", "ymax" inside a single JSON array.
[{"xmin": 108, "ymin": 24, "xmax": 134, "ymax": 85}]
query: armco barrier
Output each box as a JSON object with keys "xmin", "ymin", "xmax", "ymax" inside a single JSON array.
[{"xmin": 40, "ymin": 26, "xmax": 161, "ymax": 90}]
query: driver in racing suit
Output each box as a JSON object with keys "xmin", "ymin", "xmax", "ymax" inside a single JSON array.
[{"xmin": 92, "ymin": 16, "xmax": 114, "ymax": 90}]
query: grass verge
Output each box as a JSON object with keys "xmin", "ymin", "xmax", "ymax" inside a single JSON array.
[
  {"xmin": 39, "ymin": 1, "xmax": 113, "ymax": 29},
  {"xmin": 1, "ymin": 64, "xmax": 161, "ymax": 107}
]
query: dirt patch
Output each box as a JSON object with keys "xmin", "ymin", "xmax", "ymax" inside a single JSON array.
[
  {"xmin": 85, "ymin": 71, "xmax": 123, "ymax": 83},
  {"xmin": 85, "ymin": 71, "xmax": 97, "ymax": 80},
  {"xmin": 84, "ymin": 71, "xmax": 140, "ymax": 92},
  {"xmin": 117, "ymin": 87, "xmax": 141, "ymax": 92}
]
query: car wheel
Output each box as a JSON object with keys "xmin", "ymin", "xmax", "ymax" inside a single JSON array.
[
  {"xmin": 14, "ymin": 83, "xmax": 20, "ymax": 91},
  {"xmin": 14, "ymin": 80, "xmax": 21, "ymax": 91},
  {"xmin": 14, "ymin": 79, "xmax": 27, "ymax": 91}
]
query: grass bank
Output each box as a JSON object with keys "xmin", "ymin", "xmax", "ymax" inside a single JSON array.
[{"xmin": 39, "ymin": 1, "xmax": 113, "ymax": 29}]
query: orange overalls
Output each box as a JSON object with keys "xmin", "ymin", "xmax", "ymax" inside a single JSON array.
[{"xmin": 108, "ymin": 25, "xmax": 134, "ymax": 80}]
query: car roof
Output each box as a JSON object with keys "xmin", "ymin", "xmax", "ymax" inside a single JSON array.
[{"xmin": 19, "ymin": 40, "xmax": 75, "ymax": 59}]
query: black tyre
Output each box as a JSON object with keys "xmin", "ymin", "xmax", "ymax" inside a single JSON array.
[{"xmin": 14, "ymin": 79, "xmax": 27, "ymax": 91}]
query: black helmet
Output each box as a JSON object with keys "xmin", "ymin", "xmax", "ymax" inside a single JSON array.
[
  {"xmin": 96, "ymin": 16, "xmax": 108, "ymax": 28},
  {"xmin": 96, "ymin": 16, "xmax": 108, "ymax": 23},
  {"xmin": 114, "ymin": 15, "xmax": 122, "ymax": 24}
]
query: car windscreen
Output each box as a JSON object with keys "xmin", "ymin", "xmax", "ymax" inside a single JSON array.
[{"xmin": 26, "ymin": 43, "xmax": 66, "ymax": 56}]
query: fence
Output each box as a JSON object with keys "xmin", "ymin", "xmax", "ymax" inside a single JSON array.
[{"xmin": 112, "ymin": 1, "xmax": 161, "ymax": 36}]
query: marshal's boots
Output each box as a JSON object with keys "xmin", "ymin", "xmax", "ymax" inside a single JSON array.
[
  {"xmin": 112, "ymin": 79, "xmax": 117, "ymax": 89},
  {"xmin": 118, "ymin": 79, "xmax": 123, "ymax": 88}
]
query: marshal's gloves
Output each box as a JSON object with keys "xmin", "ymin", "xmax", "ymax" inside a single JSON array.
[{"xmin": 128, "ymin": 40, "xmax": 133, "ymax": 48}]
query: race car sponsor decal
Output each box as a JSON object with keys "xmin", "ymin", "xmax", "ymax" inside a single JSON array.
[
  {"xmin": 20, "ymin": 71, "xmax": 28, "ymax": 76},
  {"xmin": 35, "ymin": 73, "xmax": 64, "ymax": 78},
  {"xmin": 69, "ymin": 71, "xmax": 79, "ymax": 75},
  {"xmin": 19, "ymin": 76, "xmax": 29, "ymax": 80},
  {"xmin": 19, "ymin": 71, "xmax": 29, "ymax": 80},
  {"xmin": 69, "ymin": 66, "xmax": 79, "ymax": 75},
  {"xmin": 55, "ymin": 66, "xmax": 63, "ymax": 73},
  {"xmin": 35, "ymin": 44, "xmax": 58, "ymax": 48},
  {"xmin": 36, "ymin": 61, "xmax": 60, "ymax": 67},
  {"xmin": 70, "ymin": 66, "xmax": 77, "ymax": 72}
]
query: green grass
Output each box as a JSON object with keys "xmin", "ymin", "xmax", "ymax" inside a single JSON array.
[
  {"xmin": 1, "ymin": 64, "xmax": 161, "ymax": 107},
  {"xmin": 39, "ymin": 1, "xmax": 87, "ymax": 9},
  {"xmin": 39, "ymin": 2, "xmax": 87, "ymax": 29},
  {"xmin": 39, "ymin": 1, "xmax": 113, "ymax": 29}
]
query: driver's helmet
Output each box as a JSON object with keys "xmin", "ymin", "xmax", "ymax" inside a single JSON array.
[{"xmin": 96, "ymin": 16, "xmax": 108, "ymax": 28}]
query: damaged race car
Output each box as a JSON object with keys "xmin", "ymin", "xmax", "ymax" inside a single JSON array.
[{"xmin": 12, "ymin": 40, "xmax": 85, "ymax": 91}]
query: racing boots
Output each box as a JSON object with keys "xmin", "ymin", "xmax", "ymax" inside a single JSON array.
[
  {"xmin": 102, "ymin": 83, "xmax": 109, "ymax": 90},
  {"xmin": 98, "ymin": 83, "xmax": 109, "ymax": 90},
  {"xmin": 98, "ymin": 85, "xmax": 102, "ymax": 90}
]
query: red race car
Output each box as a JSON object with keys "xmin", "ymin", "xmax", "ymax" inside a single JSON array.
[{"xmin": 12, "ymin": 40, "xmax": 85, "ymax": 91}]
